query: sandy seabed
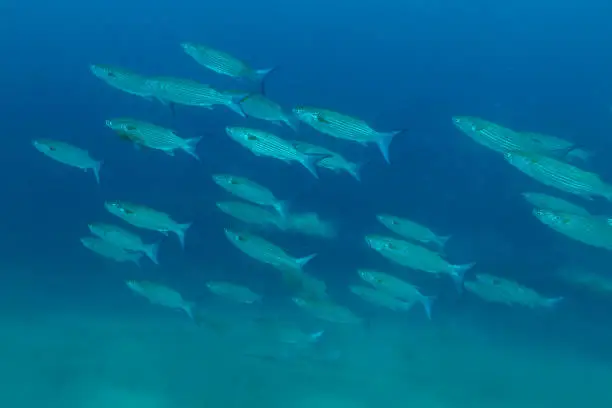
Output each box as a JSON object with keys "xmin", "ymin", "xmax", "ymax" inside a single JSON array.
[{"xmin": 0, "ymin": 309, "xmax": 610, "ymax": 408}]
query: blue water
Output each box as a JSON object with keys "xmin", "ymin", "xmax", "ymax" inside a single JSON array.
[{"xmin": 2, "ymin": 1, "xmax": 612, "ymax": 406}]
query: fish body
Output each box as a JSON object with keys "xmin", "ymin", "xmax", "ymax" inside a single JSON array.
[
  {"xmin": 89, "ymin": 64, "xmax": 154, "ymax": 99},
  {"xmin": 376, "ymin": 214, "xmax": 449, "ymax": 251},
  {"xmin": 232, "ymin": 93, "xmax": 298, "ymax": 130},
  {"xmin": 104, "ymin": 200, "xmax": 192, "ymax": 248},
  {"xmin": 533, "ymin": 208, "xmax": 612, "ymax": 250},
  {"xmin": 33, "ymin": 139, "xmax": 102, "ymax": 183},
  {"xmin": 292, "ymin": 141, "xmax": 362, "ymax": 181},
  {"xmin": 225, "ymin": 127, "xmax": 325, "ymax": 178},
  {"xmin": 365, "ymin": 235, "xmax": 474, "ymax": 289},
  {"xmin": 105, "ymin": 118, "xmax": 202, "ymax": 160},
  {"xmin": 126, "ymin": 280, "xmax": 195, "ymax": 319},
  {"xmin": 521, "ymin": 192, "xmax": 590, "ymax": 216},
  {"xmin": 504, "ymin": 151, "xmax": 612, "ymax": 201},
  {"xmin": 293, "ymin": 106, "xmax": 401, "ymax": 163},
  {"xmin": 357, "ymin": 269, "xmax": 434, "ymax": 319},
  {"xmin": 464, "ymin": 274, "xmax": 563, "ymax": 309},
  {"xmin": 212, "ymin": 174, "xmax": 287, "ymax": 217},
  {"xmin": 180, "ymin": 42, "xmax": 274, "ymax": 82},
  {"xmin": 292, "ymin": 297, "xmax": 361, "ymax": 324},
  {"xmin": 80, "ymin": 236, "xmax": 142, "ymax": 266},
  {"xmin": 88, "ymin": 222, "xmax": 160, "ymax": 264},
  {"xmin": 452, "ymin": 116, "xmax": 543, "ymax": 155},
  {"xmin": 216, "ymin": 201, "xmax": 284, "ymax": 229},
  {"xmin": 147, "ymin": 76, "xmax": 245, "ymax": 117},
  {"xmin": 522, "ymin": 132, "xmax": 593, "ymax": 163},
  {"xmin": 224, "ymin": 229, "xmax": 316, "ymax": 273},
  {"xmin": 206, "ymin": 281, "xmax": 262, "ymax": 304},
  {"xmin": 350, "ymin": 285, "xmax": 414, "ymax": 312}
]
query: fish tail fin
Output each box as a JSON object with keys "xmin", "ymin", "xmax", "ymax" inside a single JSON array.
[
  {"xmin": 449, "ymin": 262, "xmax": 475, "ymax": 292},
  {"xmin": 174, "ymin": 222, "xmax": 193, "ymax": 249},
  {"xmin": 225, "ymin": 92, "xmax": 249, "ymax": 118},
  {"xmin": 145, "ymin": 241, "xmax": 161, "ymax": 265},
  {"xmin": 348, "ymin": 162, "xmax": 363, "ymax": 182},
  {"xmin": 253, "ymin": 67, "xmax": 277, "ymax": 90},
  {"xmin": 183, "ymin": 136, "xmax": 202, "ymax": 160},
  {"xmin": 544, "ymin": 296, "xmax": 564, "ymax": 309},
  {"xmin": 377, "ymin": 129, "xmax": 405, "ymax": 164},
  {"xmin": 296, "ymin": 253, "xmax": 317, "ymax": 270},
  {"xmin": 92, "ymin": 160, "xmax": 103, "ymax": 184},
  {"xmin": 308, "ymin": 330, "xmax": 325, "ymax": 342},
  {"xmin": 272, "ymin": 200, "xmax": 290, "ymax": 219},
  {"xmin": 300, "ymin": 153, "xmax": 331, "ymax": 179},
  {"xmin": 131, "ymin": 255, "xmax": 142, "ymax": 268},
  {"xmin": 182, "ymin": 302, "xmax": 196, "ymax": 321},
  {"xmin": 420, "ymin": 295, "xmax": 436, "ymax": 320},
  {"xmin": 435, "ymin": 234, "xmax": 452, "ymax": 249},
  {"xmin": 284, "ymin": 114, "xmax": 300, "ymax": 132}
]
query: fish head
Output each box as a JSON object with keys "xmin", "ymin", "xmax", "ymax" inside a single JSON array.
[
  {"xmin": 223, "ymin": 228, "xmax": 249, "ymax": 243},
  {"xmin": 376, "ymin": 214, "xmax": 401, "ymax": 229},
  {"xmin": 32, "ymin": 139, "xmax": 58, "ymax": 154},
  {"xmin": 87, "ymin": 222, "xmax": 106, "ymax": 235},
  {"xmin": 292, "ymin": 106, "xmax": 322, "ymax": 124},
  {"xmin": 364, "ymin": 235, "xmax": 388, "ymax": 251},
  {"xmin": 452, "ymin": 116, "xmax": 486, "ymax": 133},
  {"xmin": 226, "ymin": 127, "xmax": 262, "ymax": 145},
  {"xmin": 79, "ymin": 237, "xmax": 94, "ymax": 248},
  {"xmin": 212, "ymin": 174, "xmax": 240, "ymax": 187},
  {"xmin": 533, "ymin": 208, "xmax": 569, "ymax": 226},
  {"xmin": 504, "ymin": 150, "xmax": 539, "ymax": 166},
  {"xmin": 357, "ymin": 269, "xmax": 375, "ymax": 283},
  {"xmin": 89, "ymin": 64, "xmax": 118, "ymax": 80},
  {"xmin": 180, "ymin": 42, "xmax": 198, "ymax": 56},
  {"xmin": 105, "ymin": 200, "xmax": 135, "ymax": 218}
]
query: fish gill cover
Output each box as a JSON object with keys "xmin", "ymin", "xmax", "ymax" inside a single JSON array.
[{"xmin": 1, "ymin": 0, "xmax": 612, "ymax": 407}]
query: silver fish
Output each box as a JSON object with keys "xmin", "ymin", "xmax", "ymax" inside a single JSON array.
[
  {"xmin": 147, "ymin": 76, "xmax": 245, "ymax": 117},
  {"xmin": 212, "ymin": 174, "xmax": 287, "ymax": 217},
  {"xmin": 105, "ymin": 118, "xmax": 202, "ymax": 160},
  {"xmin": 365, "ymin": 234, "xmax": 474, "ymax": 290},
  {"xmin": 126, "ymin": 280, "xmax": 195, "ymax": 319},
  {"xmin": 80, "ymin": 236, "xmax": 142, "ymax": 266},
  {"xmin": 216, "ymin": 201, "xmax": 284, "ymax": 229},
  {"xmin": 206, "ymin": 281, "xmax": 262, "ymax": 304},
  {"xmin": 232, "ymin": 92, "xmax": 298, "ymax": 130},
  {"xmin": 349, "ymin": 285, "xmax": 415, "ymax": 312},
  {"xmin": 104, "ymin": 200, "xmax": 192, "ymax": 248},
  {"xmin": 293, "ymin": 106, "xmax": 402, "ymax": 164},
  {"xmin": 225, "ymin": 127, "xmax": 327, "ymax": 178},
  {"xmin": 521, "ymin": 192, "xmax": 590, "ymax": 216},
  {"xmin": 33, "ymin": 139, "xmax": 102, "ymax": 184},
  {"xmin": 292, "ymin": 297, "xmax": 361, "ymax": 324},
  {"xmin": 292, "ymin": 140, "xmax": 362, "ymax": 182},
  {"xmin": 181, "ymin": 43, "xmax": 275, "ymax": 82},
  {"xmin": 357, "ymin": 269, "xmax": 434, "ymax": 319},
  {"xmin": 88, "ymin": 222, "xmax": 160, "ymax": 264},
  {"xmin": 376, "ymin": 214, "xmax": 450, "ymax": 252},
  {"xmin": 465, "ymin": 274, "xmax": 563, "ymax": 309},
  {"xmin": 224, "ymin": 228, "xmax": 316, "ymax": 273},
  {"xmin": 89, "ymin": 64, "xmax": 155, "ymax": 99}
]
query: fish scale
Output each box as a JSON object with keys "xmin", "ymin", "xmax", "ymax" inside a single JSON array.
[
  {"xmin": 509, "ymin": 153, "xmax": 605, "ymax": 197},
  {"xmin": 149, "ymin": 77, "xmax": 229, "ymax": 106},
  {"xmin": 314, "ymin": 111, "xmax": 375, "ymax": 142}
]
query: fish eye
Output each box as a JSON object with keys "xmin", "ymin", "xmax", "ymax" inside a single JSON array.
[
  {"xmin": 247, "ymin": 134, "xmax": 258, "ymax": 141},
  {"xmin": 386, "ymin": 243, "xmax": 396, "ymax": 250},
  {"xmin": 391, "ymin": 220, "xmax": 398, "ymax": 225},
  {"xmin": 236, "ymin": 235, "xmax": 246, "ymax": 242},
  {"xmin": 126, "ymin": 125, "xmax": 137, "ymax": 131},
  {"xmin": 229, "ymin": 178, "xmax": 239, "ymax": 185},
  {"xmin": 108, "ymin": 72, "xmax": 117, "ymax": 78}
]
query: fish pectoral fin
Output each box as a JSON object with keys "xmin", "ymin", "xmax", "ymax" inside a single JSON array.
[{"xmin": 163, "ymin": 150, "xmax": 175, "ymax": 156}]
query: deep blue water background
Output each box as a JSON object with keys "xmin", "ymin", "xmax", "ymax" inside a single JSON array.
[{"xmin": 2, "ymin": 0, "xmax": 612, "ymax": 356}]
